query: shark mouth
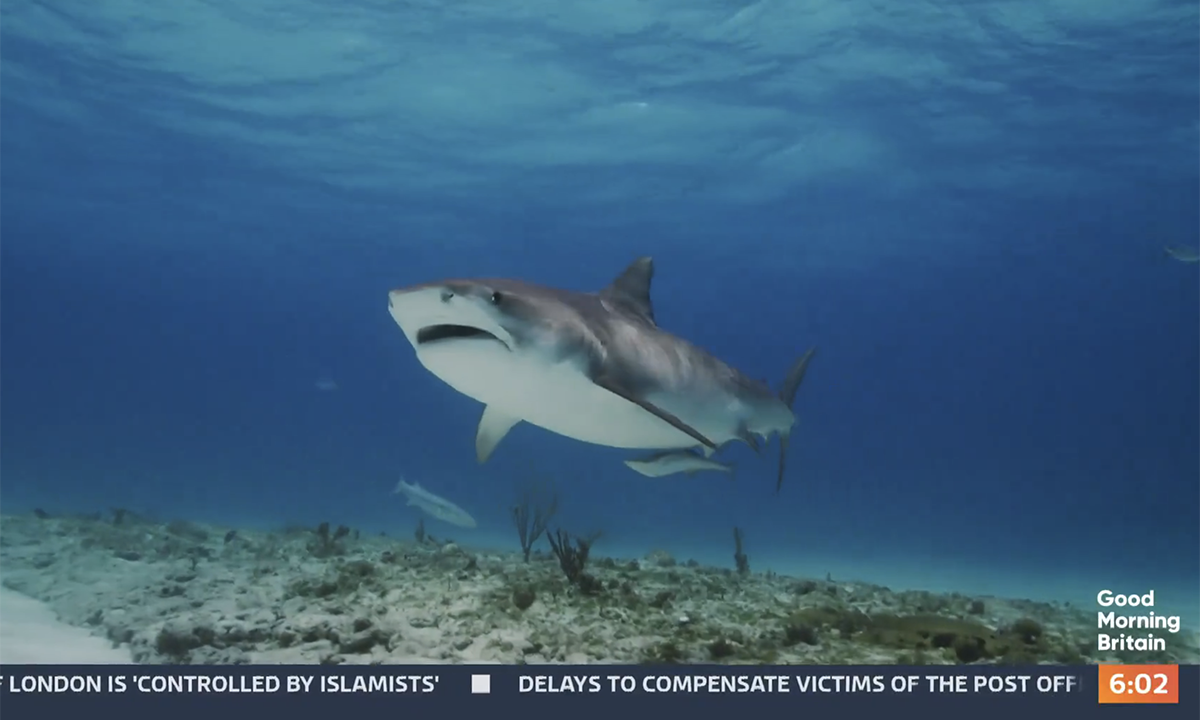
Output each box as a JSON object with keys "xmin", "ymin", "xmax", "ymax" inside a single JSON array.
[{"xmin": 416, "ymin": 324, "xmax": 506, "ymax": 348}]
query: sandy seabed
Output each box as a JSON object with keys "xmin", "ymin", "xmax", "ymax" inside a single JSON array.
[{"xmin": 1, "ymin": 511, "xmax": 1196, "ymax": 666}]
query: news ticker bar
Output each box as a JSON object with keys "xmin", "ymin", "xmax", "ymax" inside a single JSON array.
[{"xmin": 0, "ymin": 664, "xmax": 1188, "ymax": 704}]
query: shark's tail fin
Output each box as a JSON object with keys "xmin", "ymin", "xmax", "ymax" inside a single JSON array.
[{"xmin": 775, "ymin": 347, "xmax": 817, "ymax": 493}]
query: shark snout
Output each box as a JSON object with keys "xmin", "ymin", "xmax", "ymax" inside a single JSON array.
[
  {"xmin": 387, "ymin": 287, "xmax": 418, "ymax": 311},
  {"xmin": 388, "ymin": 284, "xmax": 512, "ymax": 351},
  {"xmin": 388, "ymin": 286, "xmax": 443, "ymax": 345}
]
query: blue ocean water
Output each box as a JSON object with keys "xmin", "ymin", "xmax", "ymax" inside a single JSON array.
[{"xmin": 1, "ymin": 1, "xmax": 1196, "ymax": 625}]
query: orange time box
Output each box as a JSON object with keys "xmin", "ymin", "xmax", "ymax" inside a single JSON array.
[{"xmin": 1097, "ymin": 664, "xmax": 1179, "ymax": 704}]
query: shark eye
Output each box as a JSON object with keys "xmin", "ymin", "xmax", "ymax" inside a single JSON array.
[{"xmin": 489, "ymin": 291, "xmax": 503, "ymax": 305}]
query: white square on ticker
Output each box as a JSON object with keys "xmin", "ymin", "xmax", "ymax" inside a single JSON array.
[{"xmin": 471, "ymin": 674, "xmax": 491, "ymax": 694}]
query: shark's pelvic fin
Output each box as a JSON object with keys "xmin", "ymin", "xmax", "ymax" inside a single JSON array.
[
  {"xmin": 738, "ymin": 426, "xmax": 761, "ymax": 454},
  {"xmin": 476, "ymin": 405, "xmax": 522, "ymax": 463},
  {"xmin": 600, "ymin": 257, "xmax": 658, "ymax": 325},
  {"xmin": 775, "ymin": 346, "xmax": 818, "ymax": 493},
  {"xmin": 591, "ymin": 372, "xmax": 718, "ymax": 450}
]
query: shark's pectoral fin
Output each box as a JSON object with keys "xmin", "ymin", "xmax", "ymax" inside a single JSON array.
[
  {"xmin": 476, "ymin": 405, "xmax": 522, "ymax": 463},
  {"xmin": 592, "ymin": 374, "xmax": 718, "ymax": 450}
]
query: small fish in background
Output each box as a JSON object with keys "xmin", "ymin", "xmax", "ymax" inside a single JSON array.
[
  {"xmin": 314, "ymin": 379, "xmax": 339, "ymax": 391},
  {"xmin": 624, "ymin": 449, "xmax": 735, "ymax": 478},
  {"xmin": 393, "ymin": 478, "xmax": 477, "ymax": 529},
  {"xmin": 1164, "ymin": 245, "xmax": 1199, "ymax": 264}
]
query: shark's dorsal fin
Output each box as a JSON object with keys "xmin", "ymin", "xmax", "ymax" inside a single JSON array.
[{"xmin": 600, "ymin": 257, "xmax": 657, "ymax": 325}]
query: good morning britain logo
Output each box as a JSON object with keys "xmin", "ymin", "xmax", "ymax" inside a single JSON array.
[{"xmin": 1095, "ymin": 590, "xmax": 1182, "ymax": 653}]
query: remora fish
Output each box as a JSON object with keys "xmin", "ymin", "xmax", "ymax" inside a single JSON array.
[
  {"xmin": 393, "ymin": 478, "xmax": 477, "ymax": 528},
  {"xmin": 387, "ymin": 257, "xmax": 817, "ymax": 492},
  {"xmin": 624, "ymin": 449, "xmax": 735, "ymax": 478},
  {"xmin": 1164, "ymin": 245, "xmax": 1200, "ymax": 263}
]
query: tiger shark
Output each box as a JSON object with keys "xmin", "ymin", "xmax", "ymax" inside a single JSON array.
[{"xmin": 386, "ymin": 257, "xmax": 816, "ymax": 492}]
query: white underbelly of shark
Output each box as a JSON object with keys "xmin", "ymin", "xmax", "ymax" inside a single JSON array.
[{"xmin": 417, "ymin": 340, "xmax": 708, "ymax": 449}]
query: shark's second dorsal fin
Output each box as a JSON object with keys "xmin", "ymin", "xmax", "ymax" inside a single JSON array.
[
  {"xmin": 778, "ymin": 347, "xmax": 817, "ymax": 409},
  {"xmin": 601, "ymin": 257, "xmax": 657, "ymax": 325}
]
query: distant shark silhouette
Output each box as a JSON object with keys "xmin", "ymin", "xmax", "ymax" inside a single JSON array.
[
  {"xmin": 394, "ymin": 479, "xmax": 476, "ymax": 529},
  {"xmin": 1165, "ymin": 245, "xmax": 1199, "ymax": 264},
  {"xmin": 386, "ymin": 257, "xmax": 816, "ymax": 492}
]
